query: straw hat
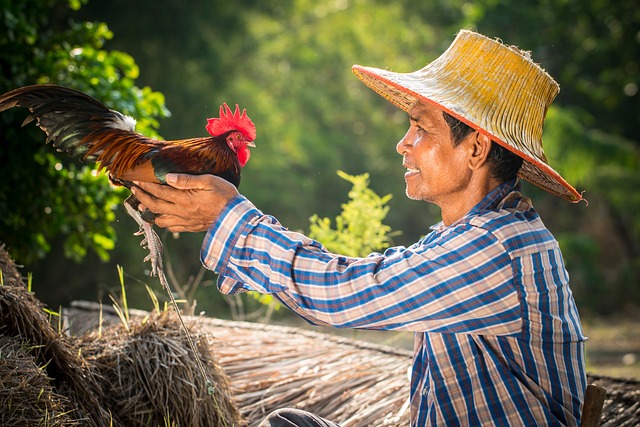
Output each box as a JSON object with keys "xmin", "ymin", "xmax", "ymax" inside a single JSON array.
[{"xmin": 352, "ymin": 29, "xmax": 583, "ymax": 202}]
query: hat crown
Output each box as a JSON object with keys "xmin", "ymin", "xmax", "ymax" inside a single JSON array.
[{"xmin": 418, "ymin": 30, "xmax": 559, "ymax": 161}]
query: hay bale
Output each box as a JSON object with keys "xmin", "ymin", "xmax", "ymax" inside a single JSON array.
[
  {"xmin": 0, "ymin": 285, "xmax": 242, "ymax": 427},
  {"xmin": 78, "ymin": 310, "xmax": 244, "ymax": 427},
  {"xmin": 0, "ymin": 247, "xmax": 241, "ymax": 426},
  {"xmin": 0, "ymin": 280, "xmax": 111, "ymax": 426},
  {"xmin": 0, "ymin": 244, "xmax": 23, "ymax": 287},
  {"xmin": 0, "ymin": 335, "xmax": 78, "ymax": 426},
  {"xmin": 0, "ymin": 244, "xmax": 111, "ymax": 427}
]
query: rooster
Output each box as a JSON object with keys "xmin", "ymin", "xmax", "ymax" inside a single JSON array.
[{"xmin": 0, "ymin": 84, "xmax": 256, "ymax": 276}]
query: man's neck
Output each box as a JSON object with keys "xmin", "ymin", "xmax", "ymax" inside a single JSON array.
[{"xmin": 439, "ymin": 177, "xmax": 502, "ymax": 226}]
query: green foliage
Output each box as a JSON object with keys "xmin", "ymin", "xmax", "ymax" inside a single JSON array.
[
  {"xmin": 309, "ymin": 171, "xmax": 397, "ymax": 257},
  {"xmin": 110, "ymin": 264, "xmax": 130, "ymax": 331},
  {"xmin": 543, "ymin": 106, "xmax": 640, "ymax": 314},
  {"xmin": 544, "ymin": 107, "xmax": 640, "ymax": 207},
  {"xmin": 1, "ymin": 0, "xmax": 636, "ymax": 315},
  {"xmin": 0, "ymin": 0, "xmax": 169, "ymax": 264},
  {"xmin": 195, "ymin": 0, "xmax": 445, "ymax": 233}
]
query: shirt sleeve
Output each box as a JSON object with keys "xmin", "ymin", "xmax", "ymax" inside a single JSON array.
[{"xmin": 201, "ymin": 195, "xmax": 522, "ymax": 335}]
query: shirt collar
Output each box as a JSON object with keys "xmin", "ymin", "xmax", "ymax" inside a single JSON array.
[
  {"xmin": 469, "ymin": 177, "xmax": 521, "ymax": 215},
  {"xmin": 428, "ymin": 178, "xmax": 522, "ymax": 232}
]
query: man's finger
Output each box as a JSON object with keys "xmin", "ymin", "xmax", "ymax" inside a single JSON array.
[
  {"xmin": 154, "ymin": 214, "xmax": 207, "ymax": 233},
  {"xmin": 131, "ymin": 185, "xmax": 178, "ymax": 215},
  {"xmin": 133, "ymin": 180, "xmax": 164, "ymax": 194},
  {"xmin": 135, "ymin": 181, "xmax": 180, "ymax": 200}
]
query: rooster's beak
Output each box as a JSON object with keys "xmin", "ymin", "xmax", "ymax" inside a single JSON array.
[{"xmin": 247, "ymin": 140, "xmax": 256, "ymax": 147}]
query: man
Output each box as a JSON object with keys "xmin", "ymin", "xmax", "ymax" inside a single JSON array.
[{"xmin": 133, "ymin": 30, "xmax": 587, "ymax": 426}]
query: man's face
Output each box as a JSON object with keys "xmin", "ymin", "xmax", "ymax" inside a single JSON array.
[{"xmin": 396, "ymin": 102, "xmax": 473, "ymax": 206}]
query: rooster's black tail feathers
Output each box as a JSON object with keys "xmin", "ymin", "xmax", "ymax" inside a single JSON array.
[{"xmin": 0, "ymin": 84, "xmax": 136, "ymax": 160}]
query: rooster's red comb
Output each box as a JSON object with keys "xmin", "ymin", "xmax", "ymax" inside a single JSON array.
[{"xmin": 205, "ymin": 103, "xmax": 256, "ymax": 141}]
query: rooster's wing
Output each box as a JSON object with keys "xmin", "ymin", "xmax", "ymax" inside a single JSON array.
[{"xmin": 0, "ymin": 84, "xmax": 166, "ymax": 180}]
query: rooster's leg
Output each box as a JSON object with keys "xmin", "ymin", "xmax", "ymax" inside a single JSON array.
[
  {"xmin": 124, "ymin": 195, "xmax": 163, "ymax": 277},
  {"xmin": 123, "ymin": 195, "xmax": 214, "ymax": 395}
]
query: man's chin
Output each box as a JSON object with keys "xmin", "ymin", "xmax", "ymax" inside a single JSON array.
[
  {"xmin": 406, "ymin": 188, "xmax": 433, "ymax": 204},
  {"xmin": 405, "ymin": 189, "xmax": 422, "ymax": 201}
]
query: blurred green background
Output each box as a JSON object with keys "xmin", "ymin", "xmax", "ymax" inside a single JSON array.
[{"xmin": 1, "ymin": 0, "xmax": 638, "ymax": 378}]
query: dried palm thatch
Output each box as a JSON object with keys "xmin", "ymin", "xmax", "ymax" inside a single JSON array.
[
  {"xmin": 196, "ymin": 317, "xmax": 413, "ymax": 427},
  {"xmin": 588, "ymin": 374, "xmax": 640, "ymax": 427},
  {"xmin": 77, "ymin": 311, "xmax": 244, "ymax": 427}
]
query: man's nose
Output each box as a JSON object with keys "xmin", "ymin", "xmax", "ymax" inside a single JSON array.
[{"xmin": 396, "ymin": 128, "xmax": 413, "ymax": 155}]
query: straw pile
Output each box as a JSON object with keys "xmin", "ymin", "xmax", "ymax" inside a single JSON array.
[
  {"xmin": 588, "ymin": 374, "xmax": 640, "ymax": 427},
  {"xmin": 68, "ymin": 302, "xmax": 412, "ymax": 427},
  {"xmin": 0, "ymin": 250, "xmax": 111, "ymax": 426},
  {"xmin": 0, "ymin": 244, "xmax": 22, "ymax": 287},
  {"xmin": 78, "ymin": 311, "xmax": 243, "ymax": 427},
  {"xmin": 0, "ymin": 334, "xmax": 78, "ymax": 426},
  {"xmin": 0, "ymin": 244, "xmax": 243, "ymax": 427}
]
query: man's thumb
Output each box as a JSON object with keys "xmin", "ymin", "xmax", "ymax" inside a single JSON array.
[
  {"xmin": 165, "ymin": 173, "xmax": 198, "ymax": 189},
  {"xmin": 165, "ymin": 173, "xmax": 215, "ymax": 190},
  {"xmin": 165, "ymin": 173, "xmax": 180, "ymax": 186}
]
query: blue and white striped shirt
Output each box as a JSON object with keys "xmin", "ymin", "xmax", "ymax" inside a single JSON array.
[{"xmin": 201, "ymin": 179, "xmax": 587, "ymax": 426}]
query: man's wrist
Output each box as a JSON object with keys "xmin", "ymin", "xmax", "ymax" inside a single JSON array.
[{"xmin": 199, "ymin": 194, "xmax": 261, "ymax": 273}]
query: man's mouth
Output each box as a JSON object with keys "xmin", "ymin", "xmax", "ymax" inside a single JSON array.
[{"xmin": 403, "ymin": 163, "xmax": 420, "ymax": 177}]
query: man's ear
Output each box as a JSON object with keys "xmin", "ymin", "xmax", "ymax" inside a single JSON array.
[{"xmin": 468, "ymin": 132, "xmax": 492, "ymax": 171}]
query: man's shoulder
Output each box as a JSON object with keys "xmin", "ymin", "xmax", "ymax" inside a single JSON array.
[{"xmin": 464, "ymin": 205, "xmax": 558, "ymax": 257}]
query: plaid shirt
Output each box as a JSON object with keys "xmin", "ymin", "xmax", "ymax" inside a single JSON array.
[{"xmin": 201, "ymin": 179, "xmax": 587, "ymax": 426}]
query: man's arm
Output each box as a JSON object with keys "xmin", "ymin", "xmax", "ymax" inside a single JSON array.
[
  {"xmin": 132, "ymin": 173, "xmax": 238, "ymax": 233},
  {"xmin": 202, "ymin": 201, "xmax": 521, "ymax": 333},
  {"xmin": 135, "ymin": 173, "xmax": 521, "ymax": 334}
]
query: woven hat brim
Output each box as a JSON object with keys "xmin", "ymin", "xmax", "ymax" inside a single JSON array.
[{"xmin": 352, "ymin": 65, "xmax": 583, "ymax": 203}]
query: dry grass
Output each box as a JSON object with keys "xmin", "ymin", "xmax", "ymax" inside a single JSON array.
[
  {"xmin": 78, "ymin": 311, "xmax": 243, "ymax": 427},
  {"xmin": 0, "ymin": 335, "xmax": 78, "ymax": 426},
  {"xmin": 0, "ymin": 266, "xmax": 111, "ymax": 426},
  {"xmin": 0, "ymin": 244, "xmax": 242, "ymax": 427}
]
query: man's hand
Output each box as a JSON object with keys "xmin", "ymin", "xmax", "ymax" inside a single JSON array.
[{"xmin": 132, "ymin": 173, "xmax": 239, "ymax": 233}]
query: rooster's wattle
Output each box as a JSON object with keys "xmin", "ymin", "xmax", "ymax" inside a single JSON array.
[{"xmin": 0, "ymin": 84, "xmax": 256, "ymax": 275}]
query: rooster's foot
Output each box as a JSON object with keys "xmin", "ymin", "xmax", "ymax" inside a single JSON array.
[{"xmin": 124, "ymin": 196, "xmax": 163, "ymax": 277}]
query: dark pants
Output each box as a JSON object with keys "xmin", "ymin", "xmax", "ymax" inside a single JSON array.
[{"xmin": 258, "ymin": 408, "xmax": 340, "ymax": 427}]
